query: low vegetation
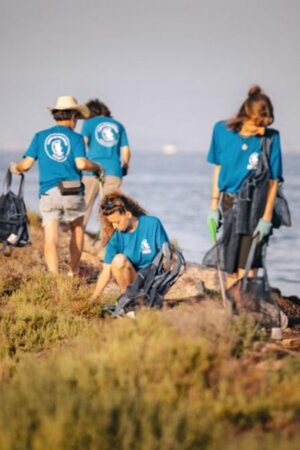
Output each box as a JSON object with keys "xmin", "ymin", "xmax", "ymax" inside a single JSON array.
[{"xmin": 0, "ymin": 214, "xmax": 300, "ymax": 450}]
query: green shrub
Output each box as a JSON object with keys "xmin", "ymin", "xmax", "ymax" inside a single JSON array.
[{"xmin": 0, "ymin": 312, "xmax": 300, "ymax": 450}]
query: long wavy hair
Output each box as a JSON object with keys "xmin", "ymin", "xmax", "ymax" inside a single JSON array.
[
  {"xmin": 100, "ymin": 191, "xmax": 147, "ymax": 246},
  {"xmin": 227, "ymin": 85, "xmax": 274, "ymax": 132}
]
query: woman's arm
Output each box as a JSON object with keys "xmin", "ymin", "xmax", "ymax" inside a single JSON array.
[
  {"xmin": 210, "ymin": 165, "xmax": 221, "ymax": 209},
  {"xmin": 89, "ymin": 264, "xmax": 112, "ymax": 303},
  {"xmin": 253, "ymin": 179, "xmax": 279, "ymax": 241},
  {"xmin": 262, "ymin": 179, "xmax": 279, "ymax": 221}
]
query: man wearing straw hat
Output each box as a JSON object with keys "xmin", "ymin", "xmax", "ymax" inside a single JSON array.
[{"xmin": 10, "ymin": 95, "xmax": 103, "ymax": 276}]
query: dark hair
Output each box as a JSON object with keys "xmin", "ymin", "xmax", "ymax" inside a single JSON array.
[
  {"xmin": 100, "ymin": 191, "xmax": 147, "ymax": 245},
  {"xmin": 227, "ymin": 85, "xmax": 274, "ymax": 132},
  {"xmin": 86, "ymin": 99, "xmax": 112, "ymax": 118},
  {"xmin": 51, "ymin": 109, "xmax": 79, "ymax": 121}
]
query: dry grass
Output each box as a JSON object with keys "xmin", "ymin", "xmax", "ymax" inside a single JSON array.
[{"xmin": 0, "ymin": 214, "xmax": 300, "ymax": 450}]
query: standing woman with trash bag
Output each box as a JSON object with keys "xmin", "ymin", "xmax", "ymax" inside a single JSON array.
[{"xmin": 204, "ymin": 85, "xmax": 288, "ymax": 290}]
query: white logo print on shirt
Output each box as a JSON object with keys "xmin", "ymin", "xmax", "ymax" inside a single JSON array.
[
  {"xmin": 95, "ymin": 122, "xmax": 119, "ymax": 147},
  {"xmin": 44, "ymin": 134, "xmax": 71, "ymax": 162},
  {"xmin": 141, "ymin": 239, "xmax": 151, "ymax": 254},
  {"xmin": 247, "ymin": 152, "xmax": 259, "ymax": 170}
]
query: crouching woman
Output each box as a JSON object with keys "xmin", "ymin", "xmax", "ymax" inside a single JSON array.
[{"xmin": 89, "ymin": 192, "xmax": 169, "ymax": 303}]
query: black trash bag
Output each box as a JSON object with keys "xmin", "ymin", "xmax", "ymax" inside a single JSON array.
[
  {"xmin": 262, "ymin": 135, "xmax": 292, "ymax": 229},
  {"xmin": 107, "ymin": 243, "xmax": 186, "ymax": 317},
  {"xmin": 226, "ymin": 238, "xmax": 288, "ymax": 329},
  {"xmin": 0, "ymin": 169, "xmax": 31, "ymax": 256}
]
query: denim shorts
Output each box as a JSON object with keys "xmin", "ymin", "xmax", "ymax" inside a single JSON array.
[{"xmin": 39, "ymin": 187, "xmax": 86, "ymax": 226}]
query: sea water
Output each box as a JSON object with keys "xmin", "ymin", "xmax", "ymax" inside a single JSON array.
[{"xmin": 1, "ymin": 150, "xmax": 299, "ymax": 296}]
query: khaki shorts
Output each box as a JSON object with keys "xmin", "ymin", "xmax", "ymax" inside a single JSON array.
[{"xmin": 39, "ymin": 187, "xmax": 86, "ymax": 226}]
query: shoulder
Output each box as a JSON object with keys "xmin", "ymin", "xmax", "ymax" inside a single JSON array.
[
  {"xmin": 265, "ymin": 128, "xmax": 280, "ymax": 139},
  {"xmin": 109, "ymin": 117, "xmax": 126, "ymax": 130},
  {"xmin": 140, "ymin": 215, "xmax": 162, "ymax": 227},
  {"xmin": 65, "ymin": 129, "xmax": 85, "ymax": 145},
  {"xmin": 84, "ymin": 117, "xmax": 99, "ymax": 126},
  {"xmin": 70, "ymin": 129, "xmax": 84, "ymax": 140},
  {"xmin": 212, "ymin": 120, "xmax": 232, "ymax": 135},
  {"xmin": 37, "ymin": 126, "xmax": 56, "ymax": 137}
]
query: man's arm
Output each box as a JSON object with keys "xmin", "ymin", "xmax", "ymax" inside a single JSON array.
[
  {"xmin": 75, "ymin": 157, "xmax": 103, "ymax": 175},
  {"xmin": 121, "ymin": 146, "xmax": 131, "ymax": 175},
  {"xmin": 121, "ymin": 146, "xmax": 131, "ymax": 165},
  {"xmin": 89, "ymin": 264, "xmax": 112, "ymax": 303},
  {"xmin": 10, "ymin": 157, "xmax": 35, "ymax": 174}
]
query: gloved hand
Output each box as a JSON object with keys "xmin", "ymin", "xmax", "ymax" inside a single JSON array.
[
  {"xmin": 122, "ymin": 163, "xmax": 129, "ymax": 176},
  {"xmin": 93, "ymin": 167, "xmax": 105, "ymax": 182},
  {"xmin": 207, "ymin": 208, "xmax": 221, "ymax": 230},
  {"xmin": 252, "ymin": 218, "xmax": 272, "ymax": 242}
]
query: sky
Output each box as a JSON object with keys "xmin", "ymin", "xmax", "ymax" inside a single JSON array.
[{"xmin": 1, "ymin": 0, "xmax": 300, "ymax": 153}]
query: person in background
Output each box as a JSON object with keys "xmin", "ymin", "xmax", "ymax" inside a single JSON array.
[
  {"xmin": 10, "ymin": 96, "xmax": 103, "ymax": 276},
  {"xmin": 206, "ymin": 85, "xmax": 283, "ymax": 288},
  {"xmin": 89, "ymin": 191, "xmax": 169, "ymax": 303},
  {"xmin": 81, "ymin": 99, "xmax": 131, "ymax": 229}
]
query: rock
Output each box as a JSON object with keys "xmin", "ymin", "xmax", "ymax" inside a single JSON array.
[
  {"xmin": 281, "ymin": 338, "xmax": 300, "ymax": 350},
  {"xmin": 272, "ymin": 288, "xmax": 300, "ymax": 322},
  {"xmin": 165, "ymin": 262, "xmax": 223, "ymax": 301},
  {"xmin": 186, "ymin": 262, "xmax": 221, "ymax": 291}
]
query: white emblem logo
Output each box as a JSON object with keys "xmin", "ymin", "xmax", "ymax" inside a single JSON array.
[
  {"xmin": 95, "ymin": 122, "xmax": 119, "ymax": 147},
  {"xmin": 141, "ymin": 239, "xmax": 151, "ymax": 254},
  {"xmin": 44, "ymin": 134, "xmax": 71, "ymax": 162},
  {"xmin": 247, "ymin": 152, "xmax": 259, "ymax": 170}
]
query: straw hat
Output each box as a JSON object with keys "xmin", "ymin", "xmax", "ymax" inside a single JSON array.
[{"xmin": 48, "ymin": 96, "xmax": 90, "ymax": 119}]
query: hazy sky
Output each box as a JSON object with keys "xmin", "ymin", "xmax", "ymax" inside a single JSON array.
[{"xmin": 1, "ymin": 0, "xmax": 300, "ymax": 153}]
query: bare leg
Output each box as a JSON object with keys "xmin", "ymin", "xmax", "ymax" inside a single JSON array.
[
  {"xmin": 82, "ymin": 176, "xmax": 100, "ymax": 229},
  {"xmin": 226, "ymin": 272, "xmax": 238, "ymax": 289},
  {"xmin": 102, "ymin": 176, "xmax": 122, "ymax": 196},
  {"xmin": 226, "ymin": 268, "xmax": 258, "ymax": 289},
  {"xmin": 69, "ymin": 216, "xmax": 84, "ymax": 274},
  {"xmin": 111, "ymin": 254, "xmax": 137, "ymax": 293},
  {"xmin": 237, "ymin": 268, "xmax": 257, "ymax": 279},
  {"xmin": 44, "ymin": 219, "xmax": 60, "ymax": 274}
]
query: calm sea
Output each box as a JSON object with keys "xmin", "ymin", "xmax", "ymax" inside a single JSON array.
[{"xmin": 1, "ymin": 150, "xmax": 299, "ymax": 296}]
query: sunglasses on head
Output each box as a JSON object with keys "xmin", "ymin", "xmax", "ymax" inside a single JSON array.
[{"xmin": 101, "ymin": 199, "xmax": 125, "ymax": 214}]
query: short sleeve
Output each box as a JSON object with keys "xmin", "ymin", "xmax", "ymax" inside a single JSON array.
[
  {"xmin": 207, "ymin": 122, "xmax": 221, "ymax": 165},
  {"xmin": 104, "ymin": 232, "xmax": 120, "ymax": 264},
  {"xmin": 24, "ymin": 133, "xmax": 39, "ymax": 160},
  {"xmin": 155, "ymin": 219, "xmax": 169, "ymax": 249},
  {"xmin": 269, "ymin": 132, "xmax": 283, "ymax": 180},
  {"xmin": 120, "ymin": 126, "xmax": 129, "ymax": 147},
  {"xmin": 81, "ymin": 120, "xmax": 90, "ymax": 139},
  {"xmin": 73, "ymin": 135, "xmax": 87, "ymax": 159}
]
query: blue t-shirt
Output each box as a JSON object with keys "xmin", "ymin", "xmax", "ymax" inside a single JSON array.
[
  {"xmin": 81, "ymin": 116, "xmax": 129, "ymax": 178},
  {"xmin": 24, "ymin": 125, "xmax": 86, "ymax": 196},
  {"xmin": 207, "ymin": 121, "xmax": 283, "ymax": 193},
  {"xmin": 104, "ymin": 215, "xmax": 169, "ymax": 270}
]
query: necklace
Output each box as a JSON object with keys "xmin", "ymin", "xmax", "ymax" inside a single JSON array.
[{"xmin": 238, "ymin": 134, "xmax": 251, "ymax": 151}]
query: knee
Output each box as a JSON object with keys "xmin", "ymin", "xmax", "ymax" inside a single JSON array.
[{"xmin": 111, "ymin": 254, "xmax": 128, "ymax": 270}]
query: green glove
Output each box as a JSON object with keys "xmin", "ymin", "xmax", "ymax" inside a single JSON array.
[
  {"xmin": 252, "ymin": 218, "xmax": 272, "ymax": 242},
  {"xmin": 207, "ymin": 209, "xmax": 221, "ymax": 232}
]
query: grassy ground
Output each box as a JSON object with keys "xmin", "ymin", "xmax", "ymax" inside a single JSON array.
[{"xmin": 0, "ymin": 214, "xmax": 300, "ymax": 450}]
